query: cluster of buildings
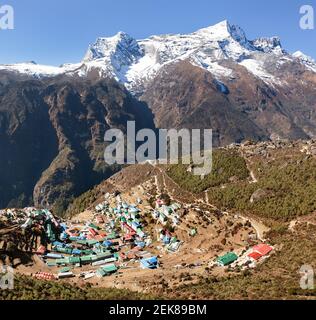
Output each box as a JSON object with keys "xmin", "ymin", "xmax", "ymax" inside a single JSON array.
[
  {"xmin": 152, "ymin": 199, "xmax": 181, "ymax": 227},
  {"xmin": 1, "ymin": 188, "xmax": 275, "ymax": 282},
  {"xmin": 0, "ymin": 207, "xmax": 61, "ymax": 245},
  {"xmin": 24, "ymin": 193, "xmax": 184, "ymax": 281},
  {"xmin": 0, "ymin": 207, "xmax": 56, "ymax": 227}
]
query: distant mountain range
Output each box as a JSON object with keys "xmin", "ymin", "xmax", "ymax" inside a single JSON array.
[
  {"xmin": 1, "ymin": 21, "xmax": 316, "ymax": 92},
  {"xmin": 1, "ymin": 20, "xmax": 316, "ymax": 209}
]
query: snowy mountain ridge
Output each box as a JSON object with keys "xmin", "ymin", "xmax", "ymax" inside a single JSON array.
[
  {"xmin": 1, "ymin": 20, "xmax": 315, "ymax": 93},
  {"xmin": 292, "ymin": 51, "xmax": 316, "ymax": 72}
]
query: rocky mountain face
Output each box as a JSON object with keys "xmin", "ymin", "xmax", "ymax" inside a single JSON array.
[
  {"xmin": 1, "ymin": 20, "xmax": 316, "ymax": 139},
  {"xmin": 0, "ymin": 76, "xmax": 155, "ymax": 211},
  {"xmin": 1, "ymin": 20, "xmax": 316, "ymax": 209},
  {"xmin": 141, "ymin": 58, "xmax": 316, "ymax": 145}
]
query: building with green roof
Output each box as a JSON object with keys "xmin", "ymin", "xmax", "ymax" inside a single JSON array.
[{"xmin": 216, "ymin": 252, "xmax": 238, "ymax": 266}]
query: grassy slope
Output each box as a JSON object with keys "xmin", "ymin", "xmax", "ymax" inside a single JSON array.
[
  {"xmin": 0, "ymin": 275, "xmax": 158, "ymax": 300},
  {"xmin": 166, "ymin": 149, "xmax": 249, "ymax": 193},
  {"xmin": 207, "ymin": 153, "xmax": 316, "ymax": 221},
  {"xmin": 167, "ymin": 148, "xmax": 316, "ymax": 221}
]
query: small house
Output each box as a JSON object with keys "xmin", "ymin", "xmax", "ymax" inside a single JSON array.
[
  {"xmin": 140, "ymin": 256, "xmax": 158, "ymax": 269},
  {"xmin": 252, "ymin": 244, "xmax": 273, "ymax": 256},
  {"xmin": 216, "ymin": 252, "xmax": 238, "ymax": 266},
  {"xmin": 248, "ymin": 251, "xmax": 262, "ymax": 261}
]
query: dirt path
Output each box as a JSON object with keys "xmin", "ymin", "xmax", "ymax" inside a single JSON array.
[
  {"xmin": 149, "ymin": 162, "xmax": 269, "ymax": 241},
  {"xmin": 289, "ymin": 220, "xmax": 298, "ymax": 232},
  {"xmin": 250, "ymin": 170, "xmax": 258, "ymax": 184},
  {"xmin": 204, "ymin": 190, "xmax": 209, "ymax": 204},
  {"xmin": 246, "ymin": 218, "xmax": 269, "ymax": 241},
  {"xmin": 288, "ymin": 214, "xmax": 316, "ymax": 232}
]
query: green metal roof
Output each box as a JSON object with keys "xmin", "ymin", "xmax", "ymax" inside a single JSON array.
[
  {"xmin": 69, "ymin": 257, "xmax": 81, "ymax": 264},
  {"xmin": 106, "ymin": 232, "xmax": 118, "ymax": 240},
  {"xmin": 217, "ymin": 252, "xmax": 238, "ymax": 266},
  {"xmin": 47, "ymin": 261, "xmax": 57, "ymax": 267},
  {"xmin": 96, "ymin": 264, "xmax": 117, "ymax": 277},
  {"xmin": 55, "ymin": 258, "xmax": 67, "ymax": 265},
  {"xmin": 102, "ymin": 264, "xmax": 117, "ymax": 273},
  {"xmin": 88, "ymin": 223, "xmax": 100, "ymax": 230},
  {"xmin": 76, "ymin": 239, "xmax": 99, "ymax": 246},
  {"xmin": 96, "ymin": 268, "xmax": 106, "ymax": 277},
  {"xmin": 95, "ymin": 252, "xmax": 112, "ymax": 259},
  {"xmin": 82, "ymin": 249, "xmax": 94, "ymax": 255},
  {"xmin": 59, "ymin": 267, "xmax": 71, "ymax": 273},
  {"xmin": 54, "ymin": 246, "xmax": 72, "ymax": 254},
  {"xmin": 80, "ymin": 255, "xmax": 93, "ymax": 263}
]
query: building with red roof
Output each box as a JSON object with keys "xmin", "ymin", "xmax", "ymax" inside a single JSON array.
[
  {"xmin": 252, "ymin": 244, "xmax": 273, "ymax": 256},
  {"xmin": 248, "ymin": 251, "xmax": 262, "ymax": 261}
]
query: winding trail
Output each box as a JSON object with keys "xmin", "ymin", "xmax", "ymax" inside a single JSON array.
[
  {"xmin": 148, "ymin": 162, "xmax": 269, "ymax": 241},
  {"xmin": 250, "ymin": 170, "xmax": 258, "ymax": 184}
]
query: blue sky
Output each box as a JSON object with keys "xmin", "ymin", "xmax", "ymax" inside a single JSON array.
[{"xmin": 0, "ymin": 0, "xmax": 315, "ymax": 65}]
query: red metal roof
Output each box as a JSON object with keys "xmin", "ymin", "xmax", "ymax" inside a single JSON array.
[
  {"xmin": 95, "ymin": 235, "xmax": 105, "ymax": 241},
  {"xmin": 248, "ymin": 251, "xmax": 262, "ymax": 260},
  {"xmin": 89, "ymin": 228, "xmax": 98, "ymax": 236},
  {"xmin": 252, "ymin": 244, "xmax": 273, "ymax": 256},
  {"xmin": 34, "ymin": 272, "xmax": 56, "ymax": 280}
]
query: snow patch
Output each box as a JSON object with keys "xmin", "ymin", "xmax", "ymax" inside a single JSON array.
[
  {"xmin": 293, "ymin": 51, "xmax": 316, "ymax": 72},
  {"xmin": 239, "ymin": 59, "xmax": 281, "ymax": 85}
]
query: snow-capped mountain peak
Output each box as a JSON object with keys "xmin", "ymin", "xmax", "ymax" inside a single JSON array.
[
  {"xmin": 83, "ymin": 32, "xmax": 142, "ymax": 62},
  {"xmin": 1, "ymin": 20, "xmax": 316, "ymax": 93},
  {"xmin": 196, "ymin": 20, "xmax": 246, "ymax": 41},
  {"xmin": 80, "ymin": 32, "xmax": 143, "ymax": 83},
  {"xmin": 293, "ymin": 50, "xmax": 315, "ymax": 63}
]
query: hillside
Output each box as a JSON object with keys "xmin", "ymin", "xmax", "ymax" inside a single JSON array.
[
  {"xmin": 167, "ymin": 140, "xmax": 316, "ymax": 221},
  {"xmin": 0, "ymin": 275, "xmax": 157, "ymax": 300},
  {"xmin": 2, "ymin": 20, "xmax": 316, "ymax": 212},
  {"xmin": 1, "ymin": 140, "xmax": 316, "ymax": 300},
  {"xmin": 0, "ymin": 77, "xmax": 155, "ymax": 211}
]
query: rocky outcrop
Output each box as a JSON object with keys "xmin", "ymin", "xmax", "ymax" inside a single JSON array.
[{"xmin": 250, "ymin": 189, "xmax": 271, "ymax": 203}]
